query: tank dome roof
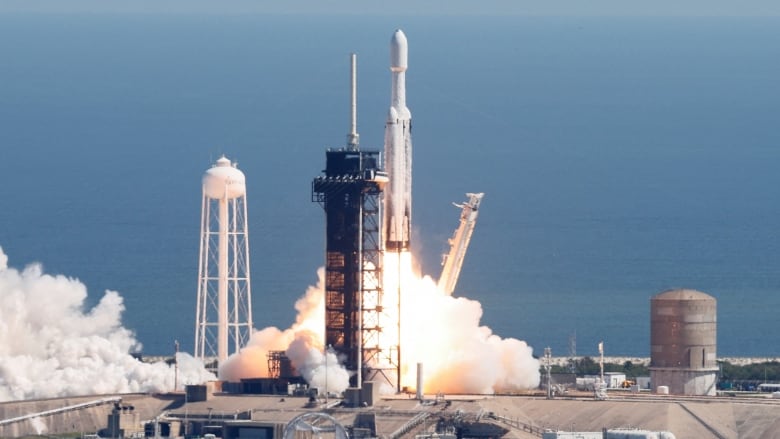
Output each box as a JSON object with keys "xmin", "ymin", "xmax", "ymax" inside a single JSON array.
[
  {"xmin": 653, "ymin": 288, "xmax": 715, "ymax": 301},
  {"xmin": 203, "ymin": 155, "xmax": 246, "ymax": 200}
]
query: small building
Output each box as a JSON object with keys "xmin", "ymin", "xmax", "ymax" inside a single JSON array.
[
  {"xmin": 576, "ymin": 376, "xmax": 600, "ymax": 391},
  {"xmin": 604, "ymin": 372, "xmax": 627, "ymax": 388}
]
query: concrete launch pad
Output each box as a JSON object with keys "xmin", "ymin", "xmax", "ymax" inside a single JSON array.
[{"xmin": 3, "ymin": 391, "xmax": 780, "ymax": 438}]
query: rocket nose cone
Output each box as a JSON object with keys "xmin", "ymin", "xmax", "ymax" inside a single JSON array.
[
  {"xmin": 390, "ymin": 29, "xmax": 408, "ymax": 72},
  {"xmin": 392, "ymin": 29, "xmax": 407, "ymax": 45}
]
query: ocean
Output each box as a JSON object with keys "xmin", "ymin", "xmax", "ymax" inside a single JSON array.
[{"xmin": 0, "ymin": 13, "xmax": 778, "ymax": 359}]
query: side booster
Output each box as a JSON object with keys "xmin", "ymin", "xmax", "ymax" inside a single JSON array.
[{"xmin": 384, "ymin": 29, "xmax": 412, "ymax": 251}]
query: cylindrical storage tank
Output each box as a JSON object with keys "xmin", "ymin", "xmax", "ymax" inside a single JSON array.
[
  {"xmin": 650, "ymin": 288, "xmax": 718, "ymax": 395},
  {"xmin": 416, "ymin": 363, "xmax": 424, "ymax": 400},
  {"xmin": 650, "ymin": 289, "xmax": 716, "ymax": 369}
]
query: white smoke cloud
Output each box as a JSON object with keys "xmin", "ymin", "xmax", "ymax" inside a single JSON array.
[
  {"xmin": 219, "ymin": 268, "xmax": 351, "ymax": 394},
  {"xmin": 286, "ymin": 333, "xmax": 351, "ymax": 394},
  {"xmin": 219, "ymin": 259, "xmax": 540, "ymax": 396},
  {"xmin": 29, "ymin": 417, "xmax": 46, "ymax": 435},
  {"xmin": 0, "ymin": 246, "xmax": 215, "ymax": 402},
  {"xmin": 406, "ymin": 275, "xmax": 541, "ymax": 393}
]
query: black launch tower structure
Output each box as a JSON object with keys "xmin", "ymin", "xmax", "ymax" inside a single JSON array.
[{"xmin": 312, "ymin": 148, "xmax": 395, "ymax": 388}]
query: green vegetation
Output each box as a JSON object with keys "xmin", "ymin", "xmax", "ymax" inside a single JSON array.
[
  {"xmin": 542, "ymin": 358, "xmax": 780, "ymax": 387},
  {"xmin": 544, "ymin": 357, "xmax": 649, "ymax": 378},
  {"xmin": 719, "ymin": 361, "xmax": 780, "ymax": 382}
]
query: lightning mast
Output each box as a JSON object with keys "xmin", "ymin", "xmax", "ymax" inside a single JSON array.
[
  {"xmin": 313, "ymin": 54, "xmax": 395, "ymax": 389},
  {"xmin": 438, "ymin": 193, "xmax": 484, "ymax": 295}
]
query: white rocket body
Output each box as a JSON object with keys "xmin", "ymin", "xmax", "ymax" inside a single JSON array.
[{"xmin": 384, "ymin": 29, "xmax": 412, "ymax": 251}]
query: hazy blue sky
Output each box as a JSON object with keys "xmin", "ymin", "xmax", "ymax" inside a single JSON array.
[{"xmin": 1, "ymin": 0, "xmax": 779, "ymax": 16}]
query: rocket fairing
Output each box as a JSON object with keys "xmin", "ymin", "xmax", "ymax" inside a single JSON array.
[{"xmin": 384, "ymin": 29, "xmax": 413, "ymax": 251}]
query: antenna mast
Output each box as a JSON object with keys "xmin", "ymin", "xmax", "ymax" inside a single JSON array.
[{"xmin": 347, "ymin": 53, "xmax": 359, "ymax": 150}]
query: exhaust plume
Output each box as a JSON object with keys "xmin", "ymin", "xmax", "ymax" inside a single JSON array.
[
  {"xmin": 221, "ymin": 256, "xmax": 540, "ymax": 395},
  {"xmin": 219, "ymin": 268, "xmax": 351, "ymax": 394},
  {"xmin": 0, "ymin": 246, "xmax": 215, "ymax": 402},
  {"xmin": 386, "ymin": 251, "xmax": 540, "ymax": 394}
]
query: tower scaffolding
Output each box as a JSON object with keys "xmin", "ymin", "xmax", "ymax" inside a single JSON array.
[
  {"xmin": 438, "ymin": 193, "xmax": 484, "ymax": 296},
  {"xmin": 312, "ymin": 150, "xmax": 392, "ymax": 388},
  {"xmin": 312, "ymin": 54, "xmax": 397, "ymax": 389}
]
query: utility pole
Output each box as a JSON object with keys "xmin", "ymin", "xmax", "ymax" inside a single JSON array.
[
  {"xmin": 174, "ymin": 340, "xmax": 179, "ymax": 392},
  {"xmin": 544, "ymin": 347, "xmax": 553, "ymax": 399}
]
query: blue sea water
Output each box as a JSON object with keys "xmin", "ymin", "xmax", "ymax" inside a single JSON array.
[{"xmin": 0, "ymin": 13, "xmax": 779, "ymax": 358}]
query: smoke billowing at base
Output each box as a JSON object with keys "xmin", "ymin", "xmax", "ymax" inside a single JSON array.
[
  {"xmin": 0, "ymin": 247, "xmax": 215, "ymax": 402},
  {"xmin": 222, "ymin": 254, "xmax": 541, "ymax": 395},
  {"xmin": 386, "ymin": 251, "xmax": 541, "ymax": 394},
  {"xmin": 219, "ymin": 268, "xmax": 353, "ymax": 394},
  {"xmin": 0, "ymin": 239, "xmax": 538, "ymax": 401}
]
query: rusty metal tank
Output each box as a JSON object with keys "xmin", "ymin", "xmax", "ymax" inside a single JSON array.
[
  {"xmin": 650, "ymin": 288, "xmax": 717, "ymax": 368},
  {"xmin": 650, "ymin": 288, "xmax": 717, "ymax": 395}
]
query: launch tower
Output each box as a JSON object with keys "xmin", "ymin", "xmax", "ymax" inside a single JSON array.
[
  {"xmin": 312, "ymin": 54, "xmax": 396, "ymax": 388},
  {"xmin": 195, "ymin": 156, "xmax": 253, "ymax": 367}
]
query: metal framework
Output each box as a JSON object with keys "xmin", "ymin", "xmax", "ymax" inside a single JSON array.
[
  {"xmin": 267, "ymin": 350, "xmax": 297, "ymax": 379},
  {"xmin": 312, "ymin": 149, "xmax": 396, "ymax": 388},
  {"xmin": 282, "ymin": 412, "xmax": 349, "ymax": 439},
  {"xmin": 267, "ymin": 351, "xmax": 284, "ymax": 379},
  {"xmin": 438, "ymin": 193, "xmax": 484, "ymax": 296},
  {"xmin": 194, "ymin": 160, "xmax": 253, "ymax": 367}
]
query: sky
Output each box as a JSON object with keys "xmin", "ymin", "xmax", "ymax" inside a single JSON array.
[{"xmin": 0, "ymin": 0, "xmax": 779, "ymax": 17}]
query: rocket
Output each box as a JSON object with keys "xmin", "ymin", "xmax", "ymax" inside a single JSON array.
[{"xmin": 384, "ymin": 29, "xmax": 412, "ymax": 251}]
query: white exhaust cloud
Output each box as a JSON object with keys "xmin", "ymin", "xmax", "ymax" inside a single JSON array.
[
  {"xmin": 218, "ymin": 268, "xmax": 352, "ymax": 395},
  {"xmin": 220, "ymin": 257, "xmax": 540, "ymax": 395},
  {"xmin": 0, "ymin": 246, "xmax": 215, "ymax": 402}
]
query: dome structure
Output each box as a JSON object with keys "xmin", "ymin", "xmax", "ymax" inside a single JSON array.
[
  {"xmin": 653, "ymin": 288, "xmax": 714, "ymax": 302},
  {"xmin": 203, "ymin": 156, "xmax": 246, "ymax": 200}
]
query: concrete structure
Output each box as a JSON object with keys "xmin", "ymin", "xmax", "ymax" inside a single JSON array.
[
  {"xmin": 649, "ymin": 289, "xmax": 718, "ymax": 396},
  {"xmin": 105, "ymin": 403, "xmax": 143, "ymax": 438},
  {"xmin": 0, "ymin": 394, "xmax": 176, "ymax": 438},
  {"xmin": 543, "ymin": 430, "xmax": 676, "ymax": 439},
  {"xmin": 6, "ymin": 391, "xmax": 780, "ymax": 438}
]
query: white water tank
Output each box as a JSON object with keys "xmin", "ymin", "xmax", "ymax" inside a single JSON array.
[{"xmin": 203, "ymin": 156, "xmax": 246, "ymax": 200}]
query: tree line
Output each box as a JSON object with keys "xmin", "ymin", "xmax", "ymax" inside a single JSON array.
[
  {"xmin": 546, "ymin": 357, "xmax": 649, "ymax": 378},
  {"xmin": 545, "ymin": 357, "xmax": 780, "ymax": 383}
]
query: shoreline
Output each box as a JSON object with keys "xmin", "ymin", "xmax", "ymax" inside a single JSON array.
[
  {"xmin": 547, "ymin": 356, "xmax": 780, "ymax": 367},
  {"xmin": 140, "ymin": 354, "xmax": 780, "ymax": 368}
]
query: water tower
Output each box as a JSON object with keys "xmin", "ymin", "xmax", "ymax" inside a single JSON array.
[{"xmin": 195, "ymin": 156, "xmax": 253, "ymax": 366}]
